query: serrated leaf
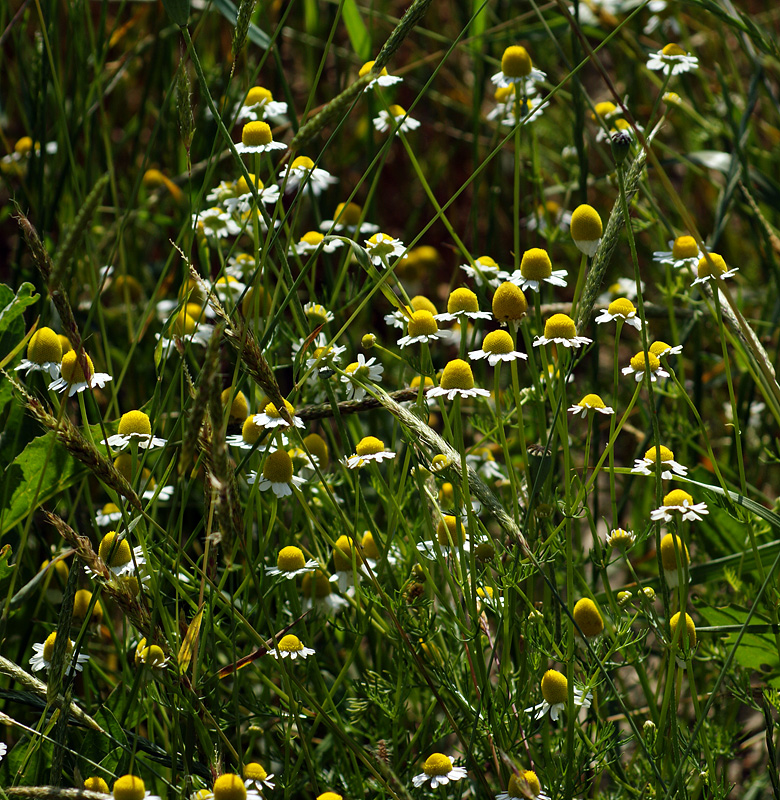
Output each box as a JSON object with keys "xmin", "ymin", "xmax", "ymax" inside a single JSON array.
[{"xmin": 178, "ymin": 606, "xmax": 204, "ymax": 675}]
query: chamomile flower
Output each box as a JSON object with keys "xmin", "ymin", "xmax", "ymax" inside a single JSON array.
[
  {"xmin": 364, "ymin": 232, "xmax": 406, "ymax": 266},
  {"xmin": 412, "ymin": 754, "xmax": 468, "ymax": 789},
  {"xmin": 466, "ymin": 447, "xmax": 505, "ymax": 481},
  {"xmin": 525, "ymin": 669, "xmax": 592, "ymax": 722},
  {"xmin": 226, "ymin": 416, "xmax": 285, "ymax": 451},
  {"xmin": 15, "ymin": 326, "xmax": 62, "ymax": 378},
  {"xmin": 243, "ymin": 763, "xmax": 275, "ymax": 792},
  {"xmin": 329, "ymin": 535, "xmax": 369, "ymax": 590},
  {"xmin": 253, "ymin": 399, "xmax": 304, "ymax": 431},
  {"xmin": 491, "ymin": 45, "xmax": 546, "ymax": 87},
  {"xmin": 496, "ymin": 770, "xmax": 550, "ymax": 800},
  {"xmin": 621, "ymin": 351, "xmax": 669, "ymax": 382},
  {"xmin": 303, "ymin": 302, "xmax": 335, "ymax": 327},
  {"xmin": 359, "ymin": 60, "xmax": 403, "ymax": 91},
  {"xmin": 320, "ymin": 201, "xmax": 379, "ymax": 236},
  {"xmin": 650, "ymin": 489, "xmax": 708, "ymax": 522},
  {"xmin": 48, "ymin": 350, "xmax": 113, "ymax": 396},
  {"xmin": 293, "ymin": 231, "xmax": 344, "ymax": 256},
  {"xmin": 99, "ymin": 531, "xmax": 145, "ymax": 577},
  {"xmin": 96, "ymin": 502, "xmax": 123, "ymax": 527},
  {"xmin": 272, "ymin": 634, "xmax": 315, "ymax": 661},
  {"xmin": 302, "ymin": 569, "xmax": 349, "ymax": 614},
  {"xmin": 103, "ymin": 410, "xmax": 166, "ymax": 451},
  {"xmin": 653, "ymin": 235, "xmax": 702, "ymax": 269},
  {"xmin": 606, "ymin": 528, "xmax": 636, "ymax": 549},
  {"xmin": 570, "ymin": 204, "xmax": 603, "ymax": 256},
  {"xmin": 222, "ymin": 174, "xmax": 281, "ymax": 214},
  {"xmin": 156, "ymin": 309, "xmax": 214, "ymax": 353},
  {"xmin": 573, "ymin": 598, "xmax": 604, "ymax": 640},
  {"xmin": 30, "ymin": 632, "xmax": 90, "ymax": 675},
  {"xmin": 435, "ymin": 287, "xmax": 492, "ymax": 322},
  {"xmin": 343, "ymin": 436, "xmax": 396, "ymax": 469},
  {"xmin": 650, "ymin": 340, "xmax": 683, "ymax": 358},
  {"xmin": 427, "ymin": 359, "xmax": 491, "ymax": 401},
  {"xmin": 83, "ymin": 777, "xmax": 109, "ymax": 793},
  {"xmin": 632, "ymin": 445, "xmax": 688, "ymax": 479},
  {"xmin": 417, "ymin": 515, "xmax": 471, "ymax": 559},
  {"xmin": 660, "ymin": 533, "xmax": 690, "ymax": 588},
  {"xmin": 247, "ymin": 449, "xmax": 305, "ymax": 497},
  {"xmin": 533, "ymin": 314, "xmax": 591, "ymax": 349},
  {"xmin": 646, "ymin": 43, "xmax": 699, "ymax": 76},
  {"xmin": 305, "ymin": 341, "xmax": 348, "ymax": 374},
  {"xmin": 237, "ymin": 86, "xmax": 288, "ymax": 121},
  {"xmin": 568, "ymin": 393, "xmax": 614, "ymax": 417},
  {"xmin": 487, "ymin": 85, "xmax": 545, "ymax": 126},
  {"xmin": 397, "ymin": 310, "xmax": 447, "ymax": 348},
  {"xmin": 460, "ymin": 255, "xmax": 502, "ymax": 287},
  {"xmin": 266, "ymin": 546, "xmax": 319, "ymax": 579},
  {"xmin": 235, "ymin": 121, "xmax": 287, "ymax": 154},
  {"xmin": 469, "ymin": 329, "xmax": 527, "ymax": 365},
  {"xmin": 226, "ymin": 252, "xmax": 257, "ymax": 279},
  {"xmin": 503, "ymin": 248, "xmax": 567, "ymax": 292},
  {"xmin": 280, "ymin": 156, "xmax": 338, "ymax": 196},
  {"xmin": 134, "ymin": 639, "xmax": 170, "ymax": 670},
  {"xmin": 691, "ymin": 253, "xmax": 739, "ymax": 286},
  {"xmin": 192, "ymin": 207, "xmax": 241, "ymax": 240},
  {"xmin": 595, "ymin": 297, "xmax": 642, "ymax": 329},
  {"xmin": 341, "ymin": 354, "xmax": 384, "ymax": 400},
  {"xmin": 597, "ymin": 277, "xmax": 643, "ymax": 304},
  {"xmin": 492, "ymin": 282, "xmax": 528, "ymax": 323},
  {"xmin": 373, "ymin": 105, "xmax": 421, "ymax": 135},
  {"xmin": 669, "ymin": 611, "xmax": 697, "ymax": 650},
  {"xmin": 112, "ymin": 774, "xmax": 162, "ymax": 800},
  {"xmin": 384, "ymin": 295, "xmax": 438, "ymax": 329}
]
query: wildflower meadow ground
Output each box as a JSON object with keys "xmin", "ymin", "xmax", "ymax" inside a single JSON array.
[{"xmin": 1, "ymin": 0, "xmax": 780, "ymax": 798}]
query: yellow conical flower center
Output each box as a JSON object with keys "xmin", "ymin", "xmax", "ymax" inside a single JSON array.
[
  {"xmin": 212, "ymin": 774, "xmax": 246, "ymax": 800},
  {"xmin": 359, "ymin": 60, "xmax": 389, "ymax": 78},
  {"xmin": 99, "ymin": 532, "xmax": 132, "ymax": 567},
  {"xmin": 594, "ymin": 101, "xmax": 617, "ymax": 118},
  {"xmin": 476, "ymin": 255, "xmax": 499, "ymax": 269},
  {"xmin": 222, "ymin": 388, "xmax": 248, "ymax": 420},
  {"xmin": 241, "ymin": 416, "xmax": 264, "ymax": 444},
  {"xmin": 697, "ymin": 253, "xmax": 728, "ymax": 279},
  {"xmin": 477, "ymin": 586, "xmax": 494, "ymax": 600},
  {"xmin": 301, "ymin": 231, "xmax": 324, "ymax": 246},
  {"xmin": 663, "ymin": 489, "xmax": 694, "ymax": 507},
  {"xmin": 423, "ymin": 753, "xmax": 454, "ymax": 776},
  {"xmin": 541, "ymin": 669, "xmax": 568, "ymax": 704},
  {"xmin": 440, "ymin": 359, "xmax": 475, "ymax": 390},
  {"xmin": 447, "ymin": 287, "xmax": 479, "ymax": 314},
  {"xmin": 543, "ymin": 314, "xmax": 577, "ymax": 340},
  {"xmin": 28, "ymin": 327, "xmax": 62, "ymax": 365},
  {"xmin": 173, "ymin": 310, "xmax": 197, "ymax": 336},
  {"xmin": 644, "ymin": 445, "xmax": 674, "ymax": 463},
  {"xmin": 138, "ymin": 645, "xmax": 166, "ymax": 667},
  {"xmin": 407, "ymin": 310, "xmax": 438, "ymax": 337},
  {"xmin": 15, "ymin": 136, "xmax": 34, "ymax": 155},
  {"xmin": 302, "ymin": 569, "xmax": 332, "ymax": 598},
  {"xmin": 570, "ymin": 204, "xmax": 603, "ymax": 242},
  {"xmin": 245, "ymin": 87, "xmax": 273, "ymax": 106},
  {"xmin": 436, "ymin": 515, "xmax": 463, "ymax": 546},
  {"xmin": 84, "ymin": 777, "xmax": 109, "ymax": 794},
  {"xmin": 670, "ymin": 611, "xmax": 696, "ymax": 647},
  {"xmin": 507, "ymin": 771, "xmax": 542, "ymax": 798},
  {"xmin": 355, "ymin": 436, "xmax": 386, "ymax": 456},
  {"xmin": 42, "ymin": 631, "xmax": 73, "ymax": 662},
  {"xmin": 60, "ymin": 350, "xmax": 95, "ymax": 383},
  {"xmin": 362, "ymin": 531, "xmax": 380, "ymax": 560},
  {"xmin": 73, "ymin": 589, "xmax": 101, "ymax": 620},
  {"xmin": 334, "ymin": 202, "xmax": 362, "ymax": 226},
  {"xmin": 303, "ymin": 433, "xmax": 329, "ymax": 468},
  {"xmin": 630, "ymin": 351, "xmax": 660, "ymax": 372},
  {"xmin": 333, "ymin": 535, "xmax": 363, "ymax": 571},
  {"xmin": 649, "ymin": 341, "xmax": 672, "ymax": 357},
  {"xmin": 501, "ymin": 45, "xmax": 532, "ymax": 78},
  {"xmin": 494, "ymin": 85, "xmax": 515, "ymax": 103},
  {"xmin": 388, "ymin": 104, "xmax": 406, "ymax": 118},
  {"xmin": 607, "ymin": 298, "xmax": 636, "ymax": 317},
  {"xmin": 244, "ymin": 763, "xmax": 268, "ymax": 782},
  {"xmin": 439, "ymin": 482, "xmax": 454, "ymax": 503},
  {"xmin": 292, "ymin": 156, "xmax": 315, "ymax": 171},
  {"xmin": 578, "ymin": 393, "xmax": 605, "ymax": 409},
  {"xmin": 411, "ymin": 375, "xmax": 434, "ymax": 389},
  {"xmin": 573, "ymin": 598, "xmax": 604, "ymax": 638},
  {"xmin": 118, "ymin": 410, "xmax": 152, "ymax": 437},
  {"xmin": 265, "ymin": 399, "xmax": 295, "ymax": 419},
  {"xmin": 305, "ymin": 304, "xmax": 331, "ymax": 325},
  {"xmin": 492, "ymin": 282, "xmax": 528, "ymax": 321},
  {"xmin": 113, "ymin": 774, "xmax": 146, "ymax": 800},
  {"xmin": 277, "ymin": 546, "xmax": 306, "ymax": 572},
  {"xmin": 345, "ymin": 360, "xmax": 370, "ymax": 380},
  {"xmin": 241, "ymin": 121, "xmax": 273, "ymax": 147},
  {"xmin": 366, "ymin": 233, "xmax": 397, "ymax": 258},
  {"xmin": 481, "ymin": 329, "xmax": 514, "ymax": 354},
  {"xmin": 662, "ymin": 42, "xmax": 687, "ymax": 57},
  {"xmin": 263, "ymin": 449, "xmax": 294, "ymax": 483},
  {"xmin": 236, "ymin": 173, "xmax": 265, "ymax": 193},
  {"xmin": 242, "ymin": 286, "xmax": 269, "ymax": 318},
  {"xmin": 410, "ymin": 295, "xmax": 438, "ymax": 314},
  {"xmin": 660, "ymin": 533, "xmax": 689, "ymax": 571},
  {"xmin": 672, "ymin": 235, "xmax": 698, "ymax": 260},
  {"xmin": 520, "ymin": 248, "xmax": 552, "ymax": 280},
  {"xmin": 277, "ymin": 634, "xmax": 303, "ymax": 653}
]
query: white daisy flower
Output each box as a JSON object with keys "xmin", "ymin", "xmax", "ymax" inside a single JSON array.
[
  {"xmin": 222, "ymin": 179, "xmax": 281, "ymax": 215},
  {"xmin": 653, "ymin": 235, "xmax": 703, "ymax": 269},
  {"xmin": 48, "ymin": 350, "xmax": 112, "ymax": 396},
  {"xmin": 496, "ymin": 770, "xmax": 551, "ymax": 800},
  {"xmin": 156, "ymin": 309, "xmax": 214, "ymax": 355},
  {"xmin": 533, "ymin": 314, "xmax": 592, "ymax": 349},
  {"xmin": 98, "ymin": 531, "xmax": 145, "ymax": 577},
  {"xmin": 265, "ymin": 546, "xmax": 319, "ymax": 579},
  {"xmin": 342, "ymin": 436, "xmax": 396, "ymax": 469},
  {"xmin": 364, "ymin": 232, "xmax": 406, "ymax": 266},
  {"xmin": 247, "ymin": 449, "xmax": 305, "ymax": 497},
  {"xmin": 30, "ymin": 632, "xmax": 90, "ymax": 675},
  {"xmin": 192, "ymin": 207, "xmax": 241, "ymax": 240},
  {"xmin": 373, "ymin": 105, "xmax": 421, "ymax": 135},
  {"xmin": 340, "ymin": 354, "xmax": 383, "ymax": 400},
  {"xmin": 691, "ymin": 253, "xmax": 738, "ymax": 287},
  {"xmin": 621, "ymin": 351, "xmax": 670, "ymax": 382},
  {"xmin": 200, "ymin": 774, "xmax": 262, "ymax": 800},
  {"xmin": 646, "ymin": 43, "xmax": 699, "ymax": 76},
  {"xmin": 397, "ymin": 310, "xmax": 447, "ymax": 348},
  {"xmin": 411, "ymin": 753, "xmax": 468, "ymax": 789},
  {"xmin": 293, "ymin": 231, "xmax": 345, "ymax": 256},
  {"xmin": 525, "ymin": 669, "xmax": 592, "ymax": 722},
  {"xmin": 281, "ymin": 156, "xmax": 338, "ymax": 196},
  {"xmin": 234, "ymin": 121, "xmax": 287, "ymax": 155},
  {"xmin": 491, "ymin": 46, "xmax": 546, "ymax": 87},
  {"xmin": 359, "ymin": 60, "xmax": 403, "ymax": 91},
  {"xmin": 650, "ymin": 489, "xmax": 708, "ymax": 522},
  {"xmin": 568, "ymin": 393, "xmax": 614, "ymax": 417},
  {"xmin": 435, "ymin": 287, "xmax": 492, "ymax": 323},
  {"xmin": 594, "ymin": 297, "xmax": 642, "ymax": 329},
  {"xmin": 460, "ymin": 255, "xmax": 502, "ymax": 287},
  {"xmin": 237, "ymin": 86, "xmax": 288, "ymax": 121},
  {"xmin": 15, "ymin": 326, "xmax": 63, "ymax": 378},
  {"xmin": 272, "ymin": 634, "xmax": 315, "ymax": 660},
  {"xmin": 660, "ymin": 533, "xmax": 690, "ymax": 588},
  {"xmin": 631, "ymin": 445, "xmax": 688, "ymax": 479},
  {"xmin": 253, "ymin": 399, "xmax": 305, "ymax": 430},
  {"xmin": 650, "ymin": 341, "xmax": 683, "ymax": 358},
  {"xmin": 465, "ymin": 447, "xmax": 505, "ymax": 482},
  {"xmin": 501, "ymin": 248, "xmax": 567, "ymax": 293},
  {"xmin": 0, "ymin": 742, "xmax": 6, "ymax": 761},
  {"xmin": 142, "ymin": 483, "xmax": 174, "ymax": 502},
  {"xmin": 597, "ymin": 276, "xmax": 643, "ymax": 305},
  {"xmin": 416, "ymin": 515, "xmax": 475, "ymax": 560},
  {"xmin": 469, "ymin": 329, "xmax": 527, "ymax": 365},
  {"xmin": 225, "ymin": 252, "xmax": 257, "ymax": 279},
  {"xmin": 303, "ymin": 302, "xmax": 335, "ymax": 326},
  {"xmin": 606, "ymin": 528, "xmax": 636, "ymax": 549},
  {"xmin": 95, "ymin": 502, "xmax": 123, "ymax": 527},
  {"xmin": 301, "ymin": 569, "xmax": 350, "ymax": 614},
  {"xmin": 243, "ymin": 763, "xmax": 275, "ymax": 792},
  {"xmin": 103, "ymin": 410, "xmax": 166, "ymax": 452},
  {"xmin": 427, "ymin": 359, "xmax": 491, "ymax": 401},
  {"xmin": 226, "ymin": 418, "xmax": 284, "ymax": 451},
  {"xmin": 319, "ymin": 201, "xmax": 379, "ymax": 236}
]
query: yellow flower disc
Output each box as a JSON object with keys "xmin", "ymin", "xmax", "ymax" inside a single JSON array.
[
  {"xmin": 697, "ymin": 253, "xmax": 728, "ymax": 279},
  {"xmin": 644, "ymin": 445, "xmax": 674, "ymax": 463},
  {"xmin": 663, "ymin": 489, "xmax": 694, "ymax": 507},
  {"xmin": 662, "ymin": 42, "xmax": 687, "ymax": 57},
  {"xmin": 222, "ymin": 389, "xmax": 249, "ymax": 421},
  {"xmin": 440, "ymin": 359, "xmax": 475, "ymax": 390},
  {"xmin": 84, "ymin": 777, "xmax": 110, "ymax": 794},
  {"xmin": 244, "ymin": 763, "xmax": 268, "ymax": 782},
  {"xmin": 73, "ymin": 589, "xmax": 102, "ymax": 622},
  {"xmin": 333, "ymin": 202, "xmax": 363, "ymax": 226},
  {"xmin": 660, "ymin": 533, "xmax": 689, "ymax": 571},
  {"xmin": 482, "ymin": 330, "xmax": 514, "ymax": 354},
  {"xmin": 388, "ymin": 104, "xmax": 406, "ymax": 117},
  {"xmin": 60, "ymin": 350, "xmax": 94, "ymax": 383},
  {"xmin": 362, "ymin": 531, "xmax": 380, "ymax": 560},
  {"xmin": 303, "ymin": 433, "xmax": 329, "ymax": 468},
  {"xmin": 241, "ymin": 121, "xmax": 273, "ymax": 147},
  {"xmin": 649, "ymin": 341, "xmax": 673, "ymax": 357},
  {"xmin": 570, "ymin": 204, "xmax": 603, "ymax": 243},
  {"xmin": 670, "ymin": 611, "xmax": 697, "ymax": 647},
  {"xmin": 355, "ymin": 436, "xmax": 386, "ymax": 456},
  {"xmin": 423, "ymin": 753, "xmax": 454, "ymax": 776},
  {"xmin": 301, "ymin": 231, "xmax": 325, "ymax": 246},
  {"xmin": 573, "ymin": 598, "xmax": 604, "ymax": 638},
  {"xmin": 543, "ymin": 314, "xmax": 577, "ymax": 340},
  {"xmin": 520, "ymin": 248, "xmax": 552, "ymax": 280},
  {"xmin": 607, "ymin": 298, "xmax": 636, "ymax": 317},
  {"xmin": 277, "ymin": 546, "xmax": 306, "ymax": 572},
  {"xmin": 629, "ymin": 351, "xmax": 660, "ymax": 372},
  {"xmin": 292, "ymin": 155, "xmax": 315, "ymax": 170},
  {"xmin": 410, "ymin": 295, "xmax": 438, "ymax": 315},
  {"xmin": 241, "ymin": 416, "xmax": 264, "ymax": 445},
  {"xmin": 407, "ymin": 310, "xmax": 439, "ymax": 337},
  {"xmin": 262, "ymin": 449, "xmax": 294, "ymax": 483},
  {"xmin": 277, "ymin": 634, "xmax": 303, "ymax": 653},
  {"xmin": 242, "ymin": 286, "xmax": 270, "ymax": 319},
  {"xmin": 447, "ymin": 287, "xmax": 479, "ymax": 314},
  {"xmin": 593, "ymin": 101, "xmax": 617, "ymax": 119},
  {"xmin": 672, "ymin": 235, "xmax": 698, "ymax": 260},
  {"xmin": 212, "ymin": 774, "xmax": 247, "ymax": 800},
  {"xmin": 302, "ymin": 570, "xmax": 332, "ymax": 598},
  {"xmin": 99, "ymin": 531, "xmax": 132, "ymax": 567},
  {"xmin": 492, "ymin": 282, "xmax": 528, "ymax": 321},
  {"xmin": 42, "ymin": 631, "xmax": 73, "ymax": 661},
  {"xmin": 501, "ymin": 45, "xmax": 533, "ymax": 78},
  {"xmin": 118, "ymin": 410, "xmax": 152, "ymax": 437},
  {"xmin": 27, "ymin": 327, "xmax": 62, "ymax": 365},
  {"xmin": 245, "ymin": 86, "xmax": 273, "ymax": 106},
  {"xmin": 359, "ymin": 60, "xmax": 389, "ymax": 78},
  {"xmin": 113, "ymin": 775, "xmax": 146, "ymax": 800},
  {"xmin": 578, "ymin": 393, "xmax": 606, "ymax": 409},
  {"xmin": 541, "ymin": 668, "xmax": 568, "ymax": 705},
  {"xmin": 317, "ymin": 793, "xmax": 343, "ymax": 800},
  {"xmin": 436, "ymin": 515, "xmax": 463, "ymax": 546}
]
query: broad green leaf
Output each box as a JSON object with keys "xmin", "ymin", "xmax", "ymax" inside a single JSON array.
[
  {"xmin": 341, "ymin": 0, "xmax": 370, "ymax": 61},
  {"xmin": 0, "ymin": 432, "xmax": 87, "ymax": 534},
  {"xmin": 80, "ymin": 706, "xmax": 128, "ymax": 776},
  {"xmin": 0, "ymin": 282, "xmax": 39, "ymax": 360},
  {"xmin": 161, "ymin": 0, "xmax": 190, "ymax": 25}
]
